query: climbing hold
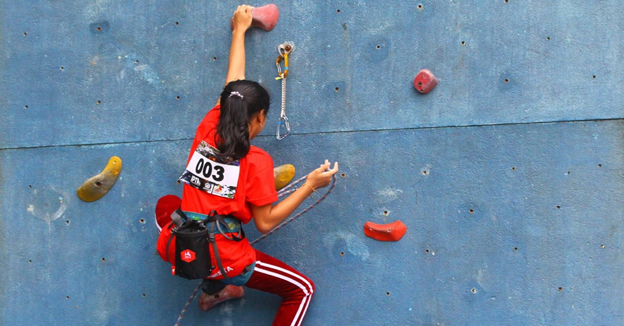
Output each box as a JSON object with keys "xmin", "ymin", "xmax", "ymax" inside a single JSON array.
[
  {"xmin": 231, "ymin": 4, "xmax": 280, "ymax": 31},
  {"xmin": 155, "ymin": 194, "xmax": 182, "ymax": 232},
  {"xmin": 363, "ymin": 220, "xmax": 407, "ymax": 241},
  {"xmin": 274, "ymin": 164, "xmax": 295, "ymax": 191},
  {"xmin": 413, "ymin": 69, "xmax": 437, "ymax": 94},
  {"xmin": 77, "ymin": 156, "xmax": 122, "ymax": 202},
  {"xmin": 251, "ymin": 4, "xmax": 279, "ymax": 31}
]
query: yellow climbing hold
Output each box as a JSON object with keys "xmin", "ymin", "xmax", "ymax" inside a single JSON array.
[
  {"xmin": 77, "ymin": 156, "xmax": 123, "ymax": 202},
  {"xmin": 274, "ymin": 164, "xmax": 295, "ymax": 191}
]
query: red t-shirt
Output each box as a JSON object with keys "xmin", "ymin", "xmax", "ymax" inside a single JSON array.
[{"xmin": 167, "ymin": 105, "xmax": 278, "ymax": 280}]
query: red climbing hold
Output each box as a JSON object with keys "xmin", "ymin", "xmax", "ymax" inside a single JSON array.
[
  {"xmin": 155, "ymin": 194, "xmax": 181, "ymax": 232},
  {"xmin": 413, "ymin": 69, "xmax": 438, "ymax": 94},
  {"xmin": 231, "ymin": 4, "xmax": 280, "ymax": 31},
  {"xmin": 363, "ymin": 220, "xmax": 407, "ymax": 242}
]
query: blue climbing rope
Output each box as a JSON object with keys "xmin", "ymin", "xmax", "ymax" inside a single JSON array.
[{"xmin": 173, "ymin": 174, "xmax": 337, "ymax": 326}]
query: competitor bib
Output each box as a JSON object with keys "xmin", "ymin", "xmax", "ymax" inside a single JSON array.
[{"xmin": 179, "ymin": 141, "xmax": 240, "ymax": 199}]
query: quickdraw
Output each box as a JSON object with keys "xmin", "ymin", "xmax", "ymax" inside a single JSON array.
[{"xmin": 275, "ymin": 41, "xmax": 295, "ymax": 140}]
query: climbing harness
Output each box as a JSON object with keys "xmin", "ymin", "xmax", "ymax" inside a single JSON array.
[
  {"xmin": 173, "ymin": 174, "xmax": 337, "ymax": 326},
  {"xmin": 275, "ymin": 41, "xmax": 295, "ymax": 140}
]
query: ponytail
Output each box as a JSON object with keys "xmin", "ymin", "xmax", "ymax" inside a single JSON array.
[{"xmin": 216, "ymin": 80, "xmax": 270, "ymax": 160}]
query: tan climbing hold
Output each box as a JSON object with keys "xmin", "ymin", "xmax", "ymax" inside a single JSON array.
[
  {"xmin": 274, "ymin": 164, "xmax": 295, "ymax": 191},
  {"xmin": 77, "ymin": 156, "xmax": 122, "ymax": 202}
]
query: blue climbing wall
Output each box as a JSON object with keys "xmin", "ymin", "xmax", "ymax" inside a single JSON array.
[{"xmin": 1, "ymin": 1, "xmax": 623, "ymax": 325}]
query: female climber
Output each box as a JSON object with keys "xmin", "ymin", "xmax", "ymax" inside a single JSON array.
[{"xmin": 177, "ymin": 5, "xmax": 338, "ymax": 325}]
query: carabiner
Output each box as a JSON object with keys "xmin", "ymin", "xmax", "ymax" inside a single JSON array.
[
  {"xmin": 276, "ymin": 115, "xmax": 290, "ymax": 140},
  {"xmin": 275, "ymin": 53, "xmax": 289, "ymax": 79}
]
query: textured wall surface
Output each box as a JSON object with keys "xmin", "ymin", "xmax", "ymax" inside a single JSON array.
[{"xmin": 1, "ymin": 1, "xmax": 623, "ymax": 325}]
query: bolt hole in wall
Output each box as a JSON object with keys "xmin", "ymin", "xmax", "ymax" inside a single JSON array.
[
  {"xmin": 340, "ymin": 173, "xmax": 346, "ymax": 178},
  {"xmin": 96, "ymin": 100, "xmax": 101, "ymax": 105},
  {"xmin": 417, "ymin": 4, "xmax": 423, "ymax": 10},
  {"xmin": 88, "ymin": 21, "xmax": 111, "ymax": 34},
  {"xmin": 24, "ymin": 105, "xmax": 28, "ymax": 109},
  {"xmin": 101, "ymin": 258, "xmax": 106, "ymax": 262},
  {"xmin": 140, "ymin": 219, "xmax": 145, "ymax": 224}
]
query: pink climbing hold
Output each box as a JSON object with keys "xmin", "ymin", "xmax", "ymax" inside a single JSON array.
[
  {"xmin": 363, "ymin": 220, "xmax": 407, "ymax": 242},
  {"xmin": 413, "ymin": 69, "xmax": 438, "ymax": 94},
  {"xmin": 231, "ymin": 4, "xmax": 280, "ymax": 31}
]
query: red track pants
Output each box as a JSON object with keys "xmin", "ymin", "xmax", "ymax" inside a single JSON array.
[{"xmin": 245, "ymin": 249, "xmax": 316, "ymax": 326}]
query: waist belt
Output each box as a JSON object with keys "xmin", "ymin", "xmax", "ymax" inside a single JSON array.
[{"xmin": 183, "ymin": 211, "xmax": 242, "ymax": 234}]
